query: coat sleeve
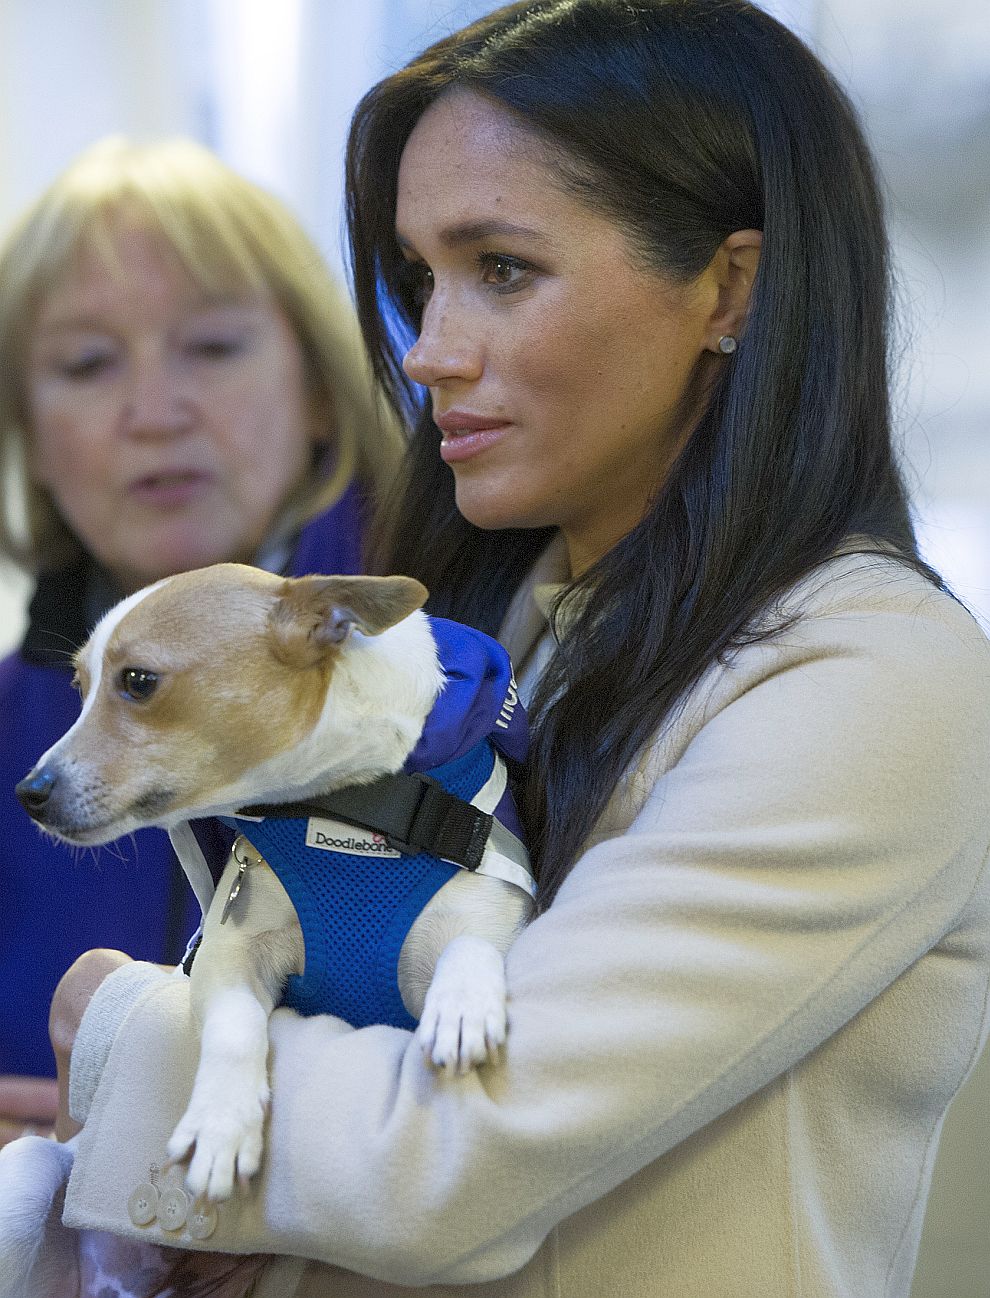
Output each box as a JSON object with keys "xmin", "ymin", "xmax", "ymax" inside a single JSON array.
[{"xmin": 63, "ymin": 577, "xmax": 990, "ymax": 1286}]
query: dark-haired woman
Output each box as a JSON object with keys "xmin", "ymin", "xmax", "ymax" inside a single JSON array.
[{"xmin": 17, "ymin": 2, "xmax": 990, "ymax": 1295}]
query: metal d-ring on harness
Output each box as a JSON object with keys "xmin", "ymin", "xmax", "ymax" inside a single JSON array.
[{"xmin": 219, "ymin": 836, "xmax": 263, "ymax": 924}]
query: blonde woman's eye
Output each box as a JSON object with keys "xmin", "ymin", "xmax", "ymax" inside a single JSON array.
[
  {"xmin": 188, "ymin": 336, "xmax": 244, "ymax": 360},
  {"xmin": 60, "ymin": 351, "xmax": 113, "ymax": 380}
]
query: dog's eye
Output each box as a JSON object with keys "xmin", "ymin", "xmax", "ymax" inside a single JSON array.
[{"xmin": 118, "ymin": 668, "xmax": 159, "ymax": 701}]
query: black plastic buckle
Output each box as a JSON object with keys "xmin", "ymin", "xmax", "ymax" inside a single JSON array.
[{"xmin": 237, "ymin": 771, "xmax": 493, "ymax": 871}]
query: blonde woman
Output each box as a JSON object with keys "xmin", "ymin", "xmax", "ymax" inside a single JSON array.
[{"xmin": 0, "ymin": 136, "xmax": 401, "ymax": 1137}]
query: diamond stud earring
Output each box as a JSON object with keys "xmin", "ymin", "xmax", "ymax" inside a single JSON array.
[{"xmin": 717, "ymin": 335, "xmax": 737, "ymax": 355}]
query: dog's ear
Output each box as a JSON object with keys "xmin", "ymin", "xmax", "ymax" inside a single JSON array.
[{"xmin": 268, "ymin": 575, "xmax": 429, "ymax": 667}]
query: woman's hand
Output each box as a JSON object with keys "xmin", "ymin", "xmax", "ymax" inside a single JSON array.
[
  {"xmin": 49, "ymin": 948, "xmax": 134, "ymax": 1141},
  {"xmin": 0, "ymin": 1074, "xmax": 58, "ymax": 1147}
]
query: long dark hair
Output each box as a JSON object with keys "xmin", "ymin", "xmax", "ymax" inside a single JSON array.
[{"xmin": 345, "ymin": 0, "xmax": 944, "ymax": 908}]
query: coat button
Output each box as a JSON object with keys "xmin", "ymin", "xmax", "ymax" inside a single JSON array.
[
  {"xmin": 187, "ymin": 1200, "xmax": 219, "ymax": 1240},
  {"xmin": 156, "ymin": 1187, "xmax": 190, "ymax": 1231},
  {"xmin": 127, "ymin": 1182, "xmax": 159, "ymax": 1227}
]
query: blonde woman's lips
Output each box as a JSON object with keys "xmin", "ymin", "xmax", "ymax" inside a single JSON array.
[{"xmin": 128, "ymin": 470, "xmax": 215, "ymax": 508}]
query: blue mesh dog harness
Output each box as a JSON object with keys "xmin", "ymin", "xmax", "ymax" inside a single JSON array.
[{"xmin": 217, "ymin": 617, "xmax": 532, "ymax": 1031}]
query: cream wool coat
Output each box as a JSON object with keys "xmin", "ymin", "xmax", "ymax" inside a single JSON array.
[{"xmin": 62, "ymin": 549, "xmax": 990, "ymax": 1297}]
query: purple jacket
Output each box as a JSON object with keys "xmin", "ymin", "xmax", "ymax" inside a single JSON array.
[{"xmin": 0, "ymin": 487, "xmax": 365, "ymax": 1077}]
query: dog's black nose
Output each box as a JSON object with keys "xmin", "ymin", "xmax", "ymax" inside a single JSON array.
[{"xmin": 15, "ymin": 768, "xmax": 56, "ymax": 818}]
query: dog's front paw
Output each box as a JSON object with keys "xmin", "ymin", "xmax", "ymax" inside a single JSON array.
[
  {"xmin": 416, "ymin": 935, "xmax": 508, "ymax": 1074},
  {"xmin": 166, "ymin": 1076, "xmax": 270, "ymax": 1202}
]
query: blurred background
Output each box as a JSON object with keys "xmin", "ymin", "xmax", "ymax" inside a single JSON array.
[
  {"xmin": 0, "ymin": 0, "xmax": 988, "ymax": 651},
  {"xmin": 0, "ymin": 3, "xmax": 987, "ymax": 1292}
]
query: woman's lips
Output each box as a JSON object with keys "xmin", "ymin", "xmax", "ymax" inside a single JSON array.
[
  {"xmin": 438, "ymin": 425, "xmax": 510, "ymax": 463},
  {"xmin": 434, "ymin": 412, "xmax": 511, "ymax": 464},
  {"xmin": 128, "ymin": 470, "xmax": 215, "ymax": 508}
]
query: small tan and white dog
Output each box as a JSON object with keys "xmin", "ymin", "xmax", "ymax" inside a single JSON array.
[{"xmin": 13, "ymin": 563, "xmax": 533, "ymax": 1209}]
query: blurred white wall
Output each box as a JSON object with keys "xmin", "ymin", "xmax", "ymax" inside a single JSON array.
[
  {"xmin": 0, "ymin": 0, "xmax": 987, "ymax": 650},
  {"xmin": 0, "ymin": 3, "xmax": 988, "ymax": 1293},
  {"xmin": 814, "ymin": 0, "xmax": 990, "ymax": 634}
]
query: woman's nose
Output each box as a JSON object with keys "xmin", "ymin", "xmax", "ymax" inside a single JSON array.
[
  {"xmin": 123, "ymin": 354, "xmax": 193, "ymax": 438},
  {"xmin": 402, "ymin": 298, "xmax": 483, "ymax": 389}
]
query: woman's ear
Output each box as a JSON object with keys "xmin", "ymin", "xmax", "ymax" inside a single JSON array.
[{"xmin": 706, "ymin": 228, "xmax": 762, "ymax": 352}]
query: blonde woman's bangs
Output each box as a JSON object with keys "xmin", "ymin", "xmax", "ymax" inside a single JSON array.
[
  {"xmin": 0, "ymin": 136, "xmax": 403, "ymax": 573},
  {"xmin": 70, "ymin": 193, "xmax": 270, "ymax": 306}
]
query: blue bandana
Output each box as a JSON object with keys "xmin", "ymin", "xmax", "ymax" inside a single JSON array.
[{"xmin": 407, "ymin": 617, "xmax": 527, "ymax": 768}]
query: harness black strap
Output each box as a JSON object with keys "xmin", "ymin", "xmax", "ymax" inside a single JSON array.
[{"xmin": 237, "ymin": 771, "xmax": 494, "ymax": 872}]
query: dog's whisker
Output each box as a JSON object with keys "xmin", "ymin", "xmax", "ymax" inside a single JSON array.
[
  {"xmin": 99, "ymin": 837, "xmax": 128, "ymax": 865},
  {"xmin": 40, "ymin": 634, "xmax": 82, "ymax": 658},
  {"xmin": 70, "ymin": 842, "xmax": 95, "ymax": 869}
]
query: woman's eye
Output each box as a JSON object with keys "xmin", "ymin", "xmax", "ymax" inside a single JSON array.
[
  {"xmin": 59, "ymin": 351, "xmax": 113, "ymax": 380},
  {"xmin": 398, "ymin": 261, "xmax": 434, "ymax": 308},
  {"xmin": 187, "ymin": 336, "xmax": 244, "ymax": 361},
  {"xmin": 478, "ymin": 252, "xmax": 531, "ymax": 292},
  {"xmin": 118, "ymin": 668, "xmax": 159, "ymax": 701}
]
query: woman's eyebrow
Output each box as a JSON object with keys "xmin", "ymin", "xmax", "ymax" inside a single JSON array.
[
  {"xmin": 34, "ymin": 299, "xmax": 262, "ymax": 334},
  {"xmin": 32, "ymin": 317, "xmax": 111, "ymax": 335},
  {"xmin": 396, "ymin": 219, "xmax": 557, "ymax": 251}
]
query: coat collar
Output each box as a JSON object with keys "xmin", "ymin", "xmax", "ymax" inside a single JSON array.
[{"xmin": 497, "ymin": 534, "xmax": 570, "ymax": 669}]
